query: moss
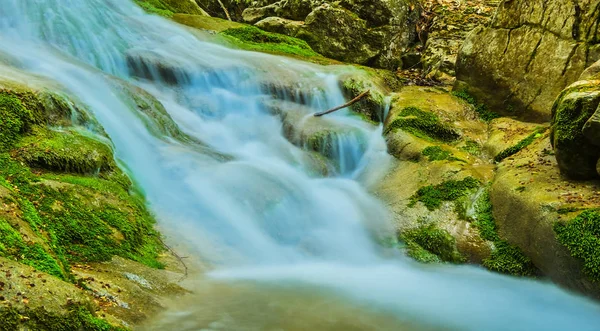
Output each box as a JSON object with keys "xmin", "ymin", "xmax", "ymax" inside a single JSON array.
[
  {"xmin": 471, "ymin": 190, "xmax": 537, "ymax": 277},
  {"xmin": 470, "ymin": 190, "xmax": 499, "ymax": 242},
  {"xmin": 14, "ymin": 128, "xmax": 115, "ymax": 174},
  {"xmin": 401, "ymin": 224, "xmax": 466, "ymax": 263},
  {"xmin": 0, "ymin": 218, "xmax": 64, "ymax": 279},
  {"xmin": 134, "ymin": 0, "xmax": 205, "ymax": 17},
  {"xmin": 483, "ymin": 241, "xmax": 537, "ymax": 277},
  {"xmin": 404, "ymin": 241, "xmax": 442, "ymax": 263},
  {"xmin": 460, "ymin": 139, "xmax": 481, "ymax": 156},
  {"xmin": 554, "ymin": 209, "xmax": 600, "ymax": 281},
  {"xmin": 494, "ymin": 127, "xmax": 547, "ymax": 162},
  {"xmin": 0, "ymin": 88, "xmax": 164, "ymax": 279},
  {"xmin": 385, "ymin": 107, "xmax": 460, "ymax": 142},
  {"xmin": 0, "ymin": 92, "xmax": 32, "ymax": 151},
  {"xmin": 421, "ymin": 146, "xmax": 464, "ymax": 162},
  {"xmin": 0, "ymin": 304, "xmax": 125, "ymax": 331},
  {"xmin": 452, "ymin": 90, "xmax": 499, "ymax": 122},
  {"xmin": 220, "ymin": 26, "xmax": 321, "ymax": 59},
  {"xmin": 409, "ymin": 177, "xmax": 480, "ymax": 211}
]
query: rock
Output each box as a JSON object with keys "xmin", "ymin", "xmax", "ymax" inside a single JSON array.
[
  {"xmin": 255, "ymin": 17, "xmax": 304, "ymax": 36},
  {"xmin": 491, "ymin": 132, "xmax": 600, "ymax": 298},
  {"xmin": 455, "ymin": 0, "xmax": 600, "ymax": 121},
  {"xmin": 579, "ymin": 59, "xmax": 600, "ymax": 81},
  {"xmin": 172, "ymin": 14, "xmax": 246, "ymax": 32},
  {"xmin": 419, "ymin": 0, "xmax": 496, "ymax": 78},
  {"xmin": 242, "ymin": 2, "xmax": 279, "ymax": 23},
  {"xmin": 551, "ymin": 79, "xmax": 600, "ymax": 179},
  {"xmin": 296, "ymin": 5, "xmax": 383, "ymax": 65},
  {"xmin": 485, "ymin": 118, "xmax": 542, "ymax": 160},
  {"xmin": 242, "ymin": 0, "xmax": 419, "ymax": 70},
  {"xmin": 242, "ymin": 0, "xmax": 317, "ymax": 23}
]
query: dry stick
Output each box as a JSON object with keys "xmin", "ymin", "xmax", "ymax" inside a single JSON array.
[
  {"xmin": 216, "ymin": 0, "xmax": 232, "ymax": 21},
  {"xmin": 157, "ymin": 236, "xmax": 189, "ymax": 282},
  {"xmin": 314, "ymin": 90, "xmax": 371, "ymax": 117}
]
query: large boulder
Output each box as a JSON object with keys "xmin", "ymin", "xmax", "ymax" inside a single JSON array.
[
  {"xmin": 455, "ymin": 0, "xmax": 600, "ymax": 121},
  {"xmin": 551, "ymin": 77, "xmax": 600, "ymax": 179},
  {"xmin": 243, "ymin": 0, "xmax": 419, "ymax": 69},
  {"xmin": 492, "ymin": 132, "xmax": 600, "ymax": 298}
]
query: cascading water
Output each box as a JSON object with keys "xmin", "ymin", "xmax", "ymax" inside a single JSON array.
[{"xmin": 1, "ymin": 1, "xmax": 600, "ymax": 330}]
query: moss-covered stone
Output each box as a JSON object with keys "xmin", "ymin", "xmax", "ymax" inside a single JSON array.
[
  {"xmin": 220, "ymin": 26, "xmax": 321, "ymax": 58},
  {"xmin": 421, "ymin": 146, "xmax": 463, "ymax": 162},
  {"xmin": 409, "ymin": 177, "xmax": 480, "ymax": 211},
  {"xmin": 483, "ymin": 241, "xmax": 537, "ymax": 277},
  {"xmin": 451, "ymin": 90, "xmax": 499, "ymax": 122},
  {"xmin": 0, "ymin": 87, "xmax": 164, "ymax": 281},
  {"xmin": 400, "ymin": 224, "xmax": 466, "ymax": 264},
  {"xmin": 0, "ymin": 304, "xmax": 124, "ymax": 331},
  {"xmin": 494, "ymin": 127, "xmax": 547, "ymax": 162},
  {"xmin": 551, "ymin": 81, "xmax": 600, "ymax": 179},
  {"xmin": 554, "ymin": 209, "xmax": 600, "ymax": 282},
  {"xmin": 134, "ymin": 0, "xmax": 207, "ymax": 17},
  {"xmin": 15, "ymin": 128, "xmax": 115, "ymax": 174},
  {"xmin": 470, "ymin": 190, "xmax": 537, "ymax": 277},
  {"xmin": 385, "ymin": 107, "xmax": 460, "ymax": 142},
  {"xmin": 0, "ymin": 92, "xmax": 33, "ymax": 151}
]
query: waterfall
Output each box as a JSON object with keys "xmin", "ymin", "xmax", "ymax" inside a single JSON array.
[{"xmin": 1, "ymin": 1, "xmax": 600, "ymax": 330}]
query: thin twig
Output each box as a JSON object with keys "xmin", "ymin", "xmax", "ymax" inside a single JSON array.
[
  {"xmin": 314, "ymin": 90, "xmax": 371, "ymax": 117},
  {"xmin": 158, "ymin": 236, "xmax": 189, "ymax": 282}
]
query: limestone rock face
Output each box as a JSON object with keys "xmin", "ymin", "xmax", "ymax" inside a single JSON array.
[
  {"xmin": 455, "ymin": 0, "xmax": 600, "ymax": 121},
  {"xmin": 241, "ymin": 0, "xmax": 419, "ymax": 69}
]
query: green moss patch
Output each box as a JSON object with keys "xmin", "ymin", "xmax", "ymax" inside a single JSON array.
[
  {"xmin": 483, "ymin": 241, "xmax": 537, "ymax": 277},
  {"xmin": 0, "ymin": 218, "xmax": 64, "ymax": 279},
  {"xmin": 0, "ymin": 304, "xmax": 124, "ymax": 331},
  {"xmin": 385, "ymin": 107, "xmax": 460, "ymax": 142},
  {"xmin": 452, "ymin": 90, "xmax": 499, "ymax": 122},
  {"xmin": 400, "ymin": 224, "xmax": 466, "ymax": 264},
  {"xmin": 0, "ymin": 154, "xmax": 165, "ymax": 273},
  {"xmin": 421, "ymin": 146, "xmax": 464, "ymax": 162},
  {"xmin": 404, "ymin": 241, "xmax": 442, "ymax": 264},
  {"xmin": 134, "ymin": 0, "xmax": 205, "ymax": 17},
  {"xmin": 15, "ymin": 128, "xmax": 115, "ymax": 174},
  {"xmin": 0, "ymin": 92, "xmax": 33, "ymax": 151},
  {"xmin": 459, "ymin": 139, "xmax": 481, "ymax": 156},
  {"xmin": 494, "ymin": 127, "xmax": 547, "ymax": 162},
  {"xmin": 409, "ymin": 177, "xmax": 480, "ymax": 211},
  {"xmin": 220, "ymin": 26, "xmax": 321, "ymax": 59},
  {"xmin": 554, "ymin": 209, "xmax": 600, "ymax": 281},
  {"xmin": 470, "ymin": 190, "xmax": 537, "ymax": 277}
]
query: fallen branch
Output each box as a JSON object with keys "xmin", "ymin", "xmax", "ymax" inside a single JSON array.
[
  {"xmin": 216, "ymin": 0, "xmax": 232, "ymax": 21},
  {"xmin": 157, "ymin": 236, "xmax": 188, "ymax": 282},
  {"xmin": 314, "ymin": 90, "xmax": 371, "ymax": 117}
]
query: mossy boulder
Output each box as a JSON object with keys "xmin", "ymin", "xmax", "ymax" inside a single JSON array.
[
  {"xmin": 239, "ymin": 0, "xmax": 419, "ymax": 69},
  {"xmin": 492, "ymin": 131, "xmax": 600, "ymax": 297},
  {"xmin": 551, "ymin": 80, "xmax": 600, "ymax": 179},
  {"xmin": 295, "ymin": 2, "xmax": 417, "ymax": 69},
  {"xmin": 135, "ymin": 0, "xmax": 208, "ymax": 17},
  {"xmin": 0, "ymin": 72, "xmax": 190, "ymax": 327}
]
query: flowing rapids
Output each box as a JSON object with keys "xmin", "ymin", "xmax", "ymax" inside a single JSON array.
[{"xmin": 1, "ymin": 1, "xmax": 600, "ymax": 330}]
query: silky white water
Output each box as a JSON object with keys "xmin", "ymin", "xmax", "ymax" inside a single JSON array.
[{"xmin": 1, "ymin": 1, "xmax": 600, "ymax": 330}]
